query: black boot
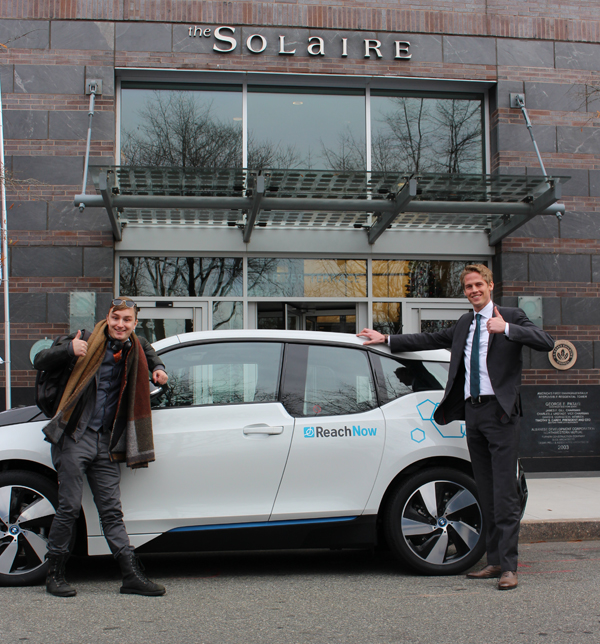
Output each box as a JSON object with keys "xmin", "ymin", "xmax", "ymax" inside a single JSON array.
[
  {"xmin": 45, "ymin": 554, "xmax": 77, "ymax": 597},
  {"xmin": 117, "ymin": 552, "xmax": 166, "ymax": 596}
]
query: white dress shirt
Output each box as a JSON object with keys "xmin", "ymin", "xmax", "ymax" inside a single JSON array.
[{"xmin": 463, "ymin": 301, "xmax": 509, "ymax": 400}]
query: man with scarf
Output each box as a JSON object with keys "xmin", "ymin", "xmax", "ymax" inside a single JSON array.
[{"xmin": 33, "ymin": 299, "xmax": 169, "ymax": 597}]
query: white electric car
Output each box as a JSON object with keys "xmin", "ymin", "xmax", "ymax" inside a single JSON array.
[{"xmin": 0, "ymin": 330, "xmax": 485, "ymax": 585}]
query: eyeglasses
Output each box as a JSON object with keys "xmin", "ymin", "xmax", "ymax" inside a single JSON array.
[{"xmin": 111, "ymin": 299, "xmax": 137, "ymax": 309}]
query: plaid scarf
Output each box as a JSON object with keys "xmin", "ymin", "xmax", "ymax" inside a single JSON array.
[{"xmin": 42, "ymin": 320, "xmax": 155, "ymax": 469}]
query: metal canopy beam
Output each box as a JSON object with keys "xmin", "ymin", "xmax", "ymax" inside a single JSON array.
[
  {"xmin": 243, "ymin": 175, "xmax": 264, "ymax": 243},
  {"xmin": 98, "ymin": 173, "xmax": 122, "ymax": 241},
  {"xmin": 489, "ymin": 203, "xmax": 564, "ymax": 246},
  {"xmin": 74, "ymin": 193, "xmax": 564, "ymax": 217},
  {"xmin": 488, "ymin": 180, "xmax": 563, "ymax": 246},
  {"xmin": 530, "ymin": 179, "xmax": 562, "ymax": 215},
  {"xmin": 368, "ymin": 178, "xmax": 417, "ymax": 244},
  {"xmin": 76, "ymin": 167, "xmax": 570, "ymax": 247}
]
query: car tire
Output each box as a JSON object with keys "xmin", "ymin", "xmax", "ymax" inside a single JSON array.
[
  {"xmin": 0, "ymin": 470, "xmax": 58, "ymax": 586},
  {"xmin": 384, "ymin": 467, "xmax": 486, "ymax": 576}
]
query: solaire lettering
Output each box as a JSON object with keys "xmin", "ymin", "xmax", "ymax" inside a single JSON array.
[
  {"xmin": 187, "ymin": 26, "xmax": 412, "ymax": 60},
  {"xmin": 304, "ymin": 425, "xmax": 378, "ymax": 438}
]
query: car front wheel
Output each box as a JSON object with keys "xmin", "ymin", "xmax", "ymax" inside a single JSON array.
[
  {"xmin": 0, "ymin": 470, "xmax": 58, "ymax": 586},
  {"xmin": 384, "ymin": 467, "xmax": 486, "ymax": 575}
]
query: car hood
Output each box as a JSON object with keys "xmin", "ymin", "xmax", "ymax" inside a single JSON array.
[{"xmin": 0, "ymin": 405, "xmax": 47, "ymax": 427}]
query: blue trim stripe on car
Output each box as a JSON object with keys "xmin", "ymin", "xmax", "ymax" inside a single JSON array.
[{"xmin": 169, "ymin": 516, "xmax": 358, "ymax": 533}]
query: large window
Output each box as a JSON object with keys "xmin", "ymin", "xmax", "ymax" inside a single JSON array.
[
  {"xmin": 247, "ymin": 87, "xmax": 366, "ymax": 170},
  {"xmin": 370, "ymin": 92, "xmax": 483, "ymax": 174},
  {"xmin": 120, "ymin": 83, "xmax": 243, "ymax": 167},
  {"xmin": 120, "ymin": 83, "xmax": 485, "ymax": 174},
  {"xmin": 248, "ymin": 258, "xmax": 367, "ymax": 298},
  {"xmin": 120, "ymin": 257, "xmax": 243, "ymax": 297},
  {"xmin": 373, "ymin": 260, "xmax": 468, "ymax": 299},
  {"xmin": 117, "ymin": 257, "xmax": 475, "ymax": 334}
]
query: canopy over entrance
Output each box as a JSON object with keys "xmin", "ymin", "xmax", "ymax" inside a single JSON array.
[{"xmin": 78, "ymin": 167, "xmax": 568, "ymax": 246}]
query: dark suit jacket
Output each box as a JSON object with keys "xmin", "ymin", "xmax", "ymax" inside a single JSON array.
[{"xmin": 389, "ymin": 305, "xmax": 555, "ymax": 425}]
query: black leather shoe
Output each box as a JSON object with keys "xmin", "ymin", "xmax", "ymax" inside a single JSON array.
[
  {"xmin": 466, "ymin": 564, "xmax": 502, "ymax": 579},
  {"xmin": 498, "ymin": 570, "xmax": 518, "ymax": 590}
]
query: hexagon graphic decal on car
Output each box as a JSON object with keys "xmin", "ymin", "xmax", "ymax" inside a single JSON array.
[{"xmin": 411, "ymin": 428, "xmax": 426, "ymax": 443}]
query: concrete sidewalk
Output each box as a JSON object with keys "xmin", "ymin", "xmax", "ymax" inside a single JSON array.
[{"xmin": 520, "ymin": 472, "xmax": 600, "ymax": 542}]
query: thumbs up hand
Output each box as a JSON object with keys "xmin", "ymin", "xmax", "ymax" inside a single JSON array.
[
  {"xmin": 71, "ymin": 330, "xmax": 88, "ymax": 357},
  {"xmin": 487, "ymin": 307, "xmax": 506, "ymax": 334}
]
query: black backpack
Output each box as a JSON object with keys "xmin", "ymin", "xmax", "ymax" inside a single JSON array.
[{"xmin": 35, "ymin": 330, "xmax": 89, "ymax": 418}]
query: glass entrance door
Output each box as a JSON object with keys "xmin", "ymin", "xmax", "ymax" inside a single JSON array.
[
  {"xmin": 404, "ymin": 301, "xmax": 471, "ymax": 334},
  {"xmin": 304, "ymin": 308, "xmax": 356, "ymax": 333},
  {"xmin": 256, "ymin": 303, "xmax": 357, "ymax": 332},
  {"xmin": 136, "ymin": 302, "xmax": 207, "ymax": 343}
]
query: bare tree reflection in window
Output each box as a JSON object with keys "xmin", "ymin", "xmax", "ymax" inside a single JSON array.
[
  {"xmin": 120, "ymin": 257, "xmax": 243, "ymax": 298},
  {"xmin": 213, "ymin": 302, "xmax": 243, "ymax": 330},
  {"xmin": 247, "ymin": 133, "xmax": 301, "ymax": 170},
  {"xmin": 121, "ymin": 91, "xmax": 242, "ymax": 168},
  {"xmin": 370, "ymin": 97, "xmax": 483, "ymax": 174},
  {"xmin": 433, "ymin": 101, "xmax": 483, "ymax": 174},
  {"xmin": 406, "ymin": 260, "xmax": 467, "ymax": 298},
  {"xmin": 320, "ymin": 127, "xmax": 366, "ymax": 171}
]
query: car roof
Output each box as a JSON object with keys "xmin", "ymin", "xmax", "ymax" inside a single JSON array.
[{"xmin": 152, "ymin": 330, "xmax": 451, "ymax": 363}]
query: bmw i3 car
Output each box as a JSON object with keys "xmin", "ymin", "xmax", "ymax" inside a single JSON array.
[{"xmin": 0, "ymin": 330, "xmax": 486, "ymax": 586}]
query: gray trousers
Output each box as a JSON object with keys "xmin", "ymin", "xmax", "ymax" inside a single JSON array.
[
  {"xmin": 48, "ymin": 428, "xmax": 133, "ymax": 558},
  {"xmin": 465, "ymin": 398, "xmax": 521, "ymax": 572}
]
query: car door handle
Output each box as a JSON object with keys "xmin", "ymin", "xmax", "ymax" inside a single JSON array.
[{"xmin": 243, "ymin": 424, "xmax": 284, "ymax": 435}]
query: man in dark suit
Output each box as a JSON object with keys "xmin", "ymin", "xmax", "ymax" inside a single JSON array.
[{"xmin": 358, "ymin": 264, "xmax": 554, "ymax": 590}]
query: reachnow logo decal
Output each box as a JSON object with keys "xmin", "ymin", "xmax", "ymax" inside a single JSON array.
[{"xmin": 303, "ymin": 425, "xmax": 378, "ymax": 438}]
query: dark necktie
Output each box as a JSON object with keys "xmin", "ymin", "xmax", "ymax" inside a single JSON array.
[{"xmin": 470, "ymin": 313, "xmax": 482, "ymax": 400}]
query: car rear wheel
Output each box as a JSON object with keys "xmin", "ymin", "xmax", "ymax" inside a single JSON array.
[
  {"xmin": 384, "ymin": 467, "xmax": 486, "ymax": 575},
  {"xmin": 0, "ymin": 471, "xmax": 58, "ymax": 586}
]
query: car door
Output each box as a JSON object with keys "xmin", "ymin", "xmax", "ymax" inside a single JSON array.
[
  {"xmin": 270, "ymin": 342, "xmax": 386, "ymax": 520},
  {"xmin": 119, "ymin": 340, "xmax": 294, "ymax": 534}
]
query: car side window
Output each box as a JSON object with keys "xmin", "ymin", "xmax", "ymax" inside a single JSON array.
[
  {"xmin": 283, "ymin": 344, "xmax": 377, "ymax": 417},
  {"xmin": 377, "ymin": 354, "xmax": 449, "ymax": 403},
  {"xmin": 155, "ymin": 341, "xmax": 283, "ymax": 408}
]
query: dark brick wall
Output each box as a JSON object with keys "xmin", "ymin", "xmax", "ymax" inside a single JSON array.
[{"xmin": 0, "ymin": 6, "xmax": 599, "ymax": 403}]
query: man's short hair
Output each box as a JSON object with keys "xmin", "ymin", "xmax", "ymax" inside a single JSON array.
[
  {"xmin": 460, "ymin": 264, "xmax": 493, "ymax": 288},
  {"xmin": 109, "ymin": 300, "xmax": 138, "ymax": 319}
]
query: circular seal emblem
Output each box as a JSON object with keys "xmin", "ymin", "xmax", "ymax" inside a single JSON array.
[
  {"xmin": 549, "ymin": 340, "xmax": 577, "ymax": 370},
  {"xmin": 29, "ymin": 338, "xmax": 54, "ymax": 366}
]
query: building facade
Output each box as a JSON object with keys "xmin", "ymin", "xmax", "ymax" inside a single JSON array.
[{"xmin": 1, "ymin": 2, "xmax": 599, "ymax": 469}]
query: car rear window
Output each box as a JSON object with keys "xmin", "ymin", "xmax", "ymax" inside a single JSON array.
[{"xmin": 376, "ymin": 354, "xmax": 449, "ymax": 403}]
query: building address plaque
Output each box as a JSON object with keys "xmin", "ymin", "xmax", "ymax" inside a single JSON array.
[{"xmin": 520, "ymin": 385, "xmax": 599, "ymax": 459}]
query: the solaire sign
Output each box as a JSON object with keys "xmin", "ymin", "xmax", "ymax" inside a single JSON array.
[{"xmin": 187, "ymin": 26, "xmax": 412, "ymax": 60}]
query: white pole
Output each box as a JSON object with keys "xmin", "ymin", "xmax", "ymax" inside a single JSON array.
[{"xmin": 0, "ymin": 78, "xmax": 11, "ymax": 409}]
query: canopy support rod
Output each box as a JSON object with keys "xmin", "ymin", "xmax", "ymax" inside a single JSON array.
[
  {"xmin": 510, "ymin": 93, "xmax": 548, "ymax": 179},
  {"xmin": 368, "ymin": 178, "xmax": 417, "ymax": 244},
  {"xmin": 78, "ymin": 80, "xmax": 102, "ymax": 212}
]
